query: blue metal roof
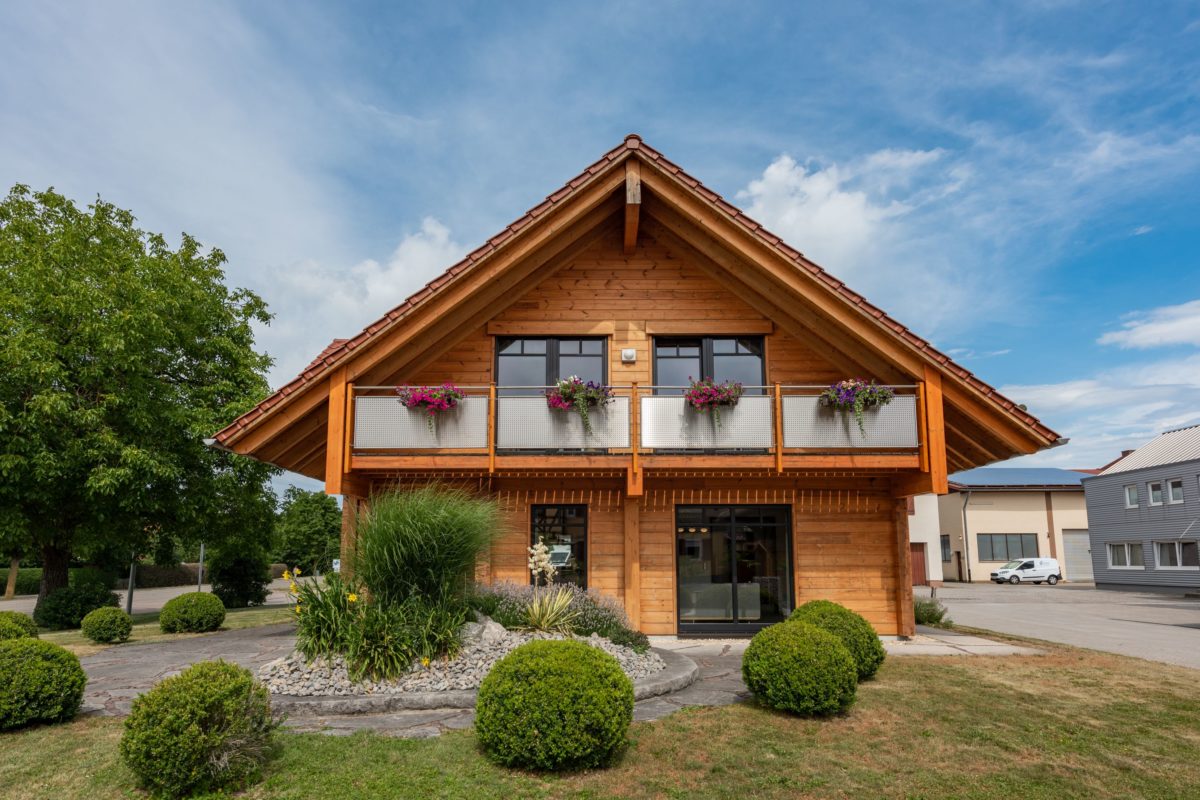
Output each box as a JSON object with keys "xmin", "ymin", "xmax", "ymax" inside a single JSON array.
[{"xmin": 948, "ymin": 467, "xmax": 1088, "ymax": 489}]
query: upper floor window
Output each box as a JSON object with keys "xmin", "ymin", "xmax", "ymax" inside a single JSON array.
[
  {"xmin": 977, "ymin": 533, "xmax": 1038, "ymax": 561},
  {"xmin": 1124, "ymin": 485, "xmax": 1139, "ymax": 508},
  {"xmin": 496, "ymin": 338, "xmax": 605, "ymax": 396},
  {"xmin": 653, "ymin": 337, "xmax": 764, "ymax": 395},
  {"xmin": 1168, "ymin": 479, "xmax": 1185, "ymax": 504},
  {"xmin": 1148, "ymin": 481, "xmax": 1164, "ymax": 506},
  {"xmin": 1108, "ymin": 542, "xmax": 1144, "ymax": 569},
  {"xmin": 1154, "ymin": 540, "xmax": 1199, "ymax": 569}
]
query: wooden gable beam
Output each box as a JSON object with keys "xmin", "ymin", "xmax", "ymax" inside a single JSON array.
[{"xmin": 624, "ymin": 159, "xmax": 641, "ymax": 255}]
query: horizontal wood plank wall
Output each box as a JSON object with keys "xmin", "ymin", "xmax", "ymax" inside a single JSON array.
[{"xmin": 638, "ymin": 504, "xmax": 676, "ymax": 634}]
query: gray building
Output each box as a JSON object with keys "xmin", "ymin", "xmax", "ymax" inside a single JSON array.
[{"xmin": 1083, "ymin": 424, "xmax": 1200, "ymax": 592}]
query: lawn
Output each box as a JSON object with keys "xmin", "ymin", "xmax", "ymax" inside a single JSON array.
[
  {"xmin": 3, "ymin": 641, "xmax": 1198, "ymax": 799},
  {"xmin": 37, "ymin": 605, "xmax": 295, "ymax": 657}
]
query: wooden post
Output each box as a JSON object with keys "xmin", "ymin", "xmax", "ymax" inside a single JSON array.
[
  {"xmin": 893, "ymin": 497, "xmax": 916, "ymax": 637},
  {"xmin": 916, "ymin": 382, "xmax": 929, "ymax": 473},
  {"xmin": 325, "ymin": 366, "xmax": 349, "ymax": 495},
  {"xmin": 340, "ymin": 496, "xmax": 363, "ymax": 579},
  {"xmin": 628, "ymin": 383, "xmax": 642, "ymax": 496},
  {"xmin": 343, "ymin": 382, "xmax": 355, "ymax": 468},
  {"xmin": 623, "ymin": 496, "xmax": 642, "ymax": 631},
  {"xmin": 922, "ymin": 365, "xmax": 948, "ymax": 494},
  {"xmin": 624, "ymin": 159, "xmax": 641, "ymax": 255},
  {"xmin": 487, "ymin": 383, "xmax": 497, "ymax": 473},
  {"xmin": 773, "ymin": 382, "xmax": 784, "ymax": 473}
]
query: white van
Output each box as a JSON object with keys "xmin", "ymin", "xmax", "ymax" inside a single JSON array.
[{"xmin": 990, "ymin": 558, "xmax": 1061, "ymax": 585}]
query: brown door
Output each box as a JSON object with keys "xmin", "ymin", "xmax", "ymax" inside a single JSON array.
[{"xmin": 910, "ymin": 543, "xmax": 928, "ymax": 586}]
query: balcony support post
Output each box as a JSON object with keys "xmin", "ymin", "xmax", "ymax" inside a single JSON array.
[
  {"xmin": 487, "ymin": 383, "xmax": 497, "ymax": 474},
  {"xmin": 623, "ymin": 496, "xmax": 642, "ymax": 630},
  {"xmin": 627, "ymin": 383, "xmax": 642, "ymax": 496},
  {"xmin": 325, "ymin": 366, "xmax": 349, "ymax": 496},
  {"xmin": 773, "ymin": 382, "xmax": 784, "ymax": 473},
  {"xmin": 892, "ymin": 496, "xmax": 916, "ymax": 637}
]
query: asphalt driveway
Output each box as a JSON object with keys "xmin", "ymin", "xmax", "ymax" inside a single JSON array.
[{"xmin": 921, "ymin": 582, "xmax": 1200, "ymax": 670}]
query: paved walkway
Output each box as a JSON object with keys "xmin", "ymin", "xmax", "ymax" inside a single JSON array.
[
  {"xmin": 1, "ymin": 579, "xmax": 294, "ymax": 616},
  {"xmin": 920, "ymin": 582, "xmax": 1200, "ymax": 670},
  {"xmin": 80, "ymin": 623, "xmax": 1037, "ymax": 737}
]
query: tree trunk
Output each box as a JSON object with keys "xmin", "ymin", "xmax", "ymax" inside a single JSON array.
[
  {"xmin": 38, "ymin": 543, "xmax": 71, "ymax": 605},
  {"xmin": 3, "ymin": 557, "xmax": 18, "ymax": 599}
]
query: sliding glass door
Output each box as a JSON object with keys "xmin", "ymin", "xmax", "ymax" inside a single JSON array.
[{"xmin": 676, "ymin": 506, "xmax": 792, "ymax": 634}]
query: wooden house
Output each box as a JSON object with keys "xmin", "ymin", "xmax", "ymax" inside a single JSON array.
[{"xmin": 212, "ymin": 135, "xmax": 1062, "ymax": 636}]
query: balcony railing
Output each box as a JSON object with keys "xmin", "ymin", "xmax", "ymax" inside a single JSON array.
[{"xmin": 350, "ymin": 385, "xmax": 919, "ymax": 459}]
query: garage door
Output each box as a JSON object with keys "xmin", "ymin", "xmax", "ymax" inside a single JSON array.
[{"xmin": 1062, "ymin": 530, "xmax": 1093, "ymax": 582}]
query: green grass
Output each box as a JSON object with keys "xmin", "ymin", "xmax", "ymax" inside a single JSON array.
[
  {"xmin": 2, "ymin": 642, "xmax": 1199, "ymax": 799},
  {"xmin": 38, "ymin": 605, "xmax": 295, "ymax": 657}
]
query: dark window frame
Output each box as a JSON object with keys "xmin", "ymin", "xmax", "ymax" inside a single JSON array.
[
  {"xmin": 530, "ymin": 504, "xmax": 589, "ymax": 588},
  {"xmin": 494, "ymin": 336, "xmax": 608, "ymax": 393},
  {"xmin": 651, "ymin": 336, "xmax": 766, "ymax": 395},
  {"xmin": 977, "ymin": 533, "xmax": 1039, "ymax": 562},
  {"xmin": 940, "ymin": 534, "xmax": 952, "ymax": 563}
]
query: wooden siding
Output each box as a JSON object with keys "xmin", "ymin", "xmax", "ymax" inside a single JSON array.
[{"xmin": 399, "ymin": 226, "xmax": 847, "ymax": 389}]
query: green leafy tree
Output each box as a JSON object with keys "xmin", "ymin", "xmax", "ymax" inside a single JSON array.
[
  {"xmin": 274, "ymin": 487, "xmax": 341, "ymax": 573},
  {"xmin": 0, "ymin": 185, "xmax": 278, "ymax": 607}
]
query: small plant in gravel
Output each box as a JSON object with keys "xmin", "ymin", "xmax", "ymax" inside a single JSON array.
[
  {"xmin": 159, "ymin": 591, "xmax": 226, "ymax": 633},
  {"xmin": 523, "ymin": 586, "xmax": 578, "ymax": 633},
  {"xmin": 790, "ymin": 599, "xmax": 886, "ymax": 681},
  {"xmin": 81, "ymin": 606, "xmax": 133, "ymax": 644},
  {"xmin": 120, "ymin": 660, "xmax": 280, "ymax": 799},
  {"xmin": 914, "ymin": 596, "xmax": 951, "ymax": 627},
  {"xmin": 469, "ymin": 582, "xmax": 649, "ymax": 653},
  {"xmin": 0, "ymin": 610, "xmax": 37, "ymax": 639},
  {"xmin": 476, "ymin": 639, "xmax": 633, "ymax": 771},
  {"xmin": 742, "ymin": 621, "xmax": 857, "ymax": 717},
  {"xmin": 0, "ymin": 638, "xmax": 87, "ymax": 730}
]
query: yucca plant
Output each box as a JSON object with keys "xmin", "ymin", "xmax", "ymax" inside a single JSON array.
[
  {"xmin": 523, "ymin": 586, "xmax": 579, "ymax": 633},
  {"xmin": 352, "ymin": 485, "xmax": 501, "ymax": 609}
]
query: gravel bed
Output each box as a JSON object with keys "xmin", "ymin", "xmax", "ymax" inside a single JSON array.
[{"xmin": 258, "ymin": 618, "xmax": 665, "ymax": 697}]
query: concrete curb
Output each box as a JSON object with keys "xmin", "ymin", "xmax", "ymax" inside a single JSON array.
[{"xmin": 273, "ymin": 647, "xmax": 699, "ymax": 717}]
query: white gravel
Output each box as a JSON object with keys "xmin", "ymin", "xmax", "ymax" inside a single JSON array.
[{"xmin": 258, "ymin": 618, "xmax": 664, "ymax": 697}]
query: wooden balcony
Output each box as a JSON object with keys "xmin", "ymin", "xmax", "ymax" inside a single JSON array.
[{"xmin": 346, "ymin": 385, "xmax": 927, "ymax": 481}]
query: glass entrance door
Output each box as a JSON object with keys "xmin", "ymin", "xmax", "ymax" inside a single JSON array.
[{"xmin": 676, "ymin": 506, "xmax": 792, "ymax": 634}]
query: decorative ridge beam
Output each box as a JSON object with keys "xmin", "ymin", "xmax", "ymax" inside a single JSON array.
[{"xmin": 624, "ymin": 159, "xmax": 641, "ymax": 255}]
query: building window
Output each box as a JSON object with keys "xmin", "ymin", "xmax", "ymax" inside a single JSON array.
[
  {"xmin": 496, "ymin": 338, "xmax": 606, "ymax": 396},
  {"xmin": 652, "ymin": 337, "xmax": 765, "ymax": 394},
  {"xmin": 977, "ymin": 533, "xmax": 1038, "ymax": 561},
  {"xmin": 1108, "ymin": 542, "xmax": 1145, "ymax": 569},
  {"xmin": 940, "ymin": 535, "xmax": 951, "ymax": 563},
  {"xmin": 1154, "ymin": 540, "xmax": 1200, "ymax": 569},
  {"xmin": 1168, "ymin": 479, "xmax": 1185, "ymax": 504},
  {"xmin": 1124, "ymin": 485, "xmax": 1139, "ymax": 508},
  {"xmin": 531, "ymin": 505, "xmax": 587, "ymax": 587},
  {"xmin": 1148, "ymin": 481, "xmax": 1164, "ymax": 506}
]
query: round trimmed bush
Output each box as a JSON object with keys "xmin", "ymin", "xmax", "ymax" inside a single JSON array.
[
  {"xmin": 790, "ymin": 599, "xmax": 886, "ymax": 681},
  {"xmin": 33, "ymin": 583, "xmax": 119, "ymax": 630},
  {"xmin": 159, "ymin": 592, "xmax": 225, "ymax": 633},
  {"xmin": 476, "ymin": 639, "xmax": 633, "ymax": 771},
  {"xmin": 0, "ymin": 610, "xmax": 37, "ymax": 639},
  {"xmin": 81, "ymin": 606, "xmax": 133, "ymax": 644},
  {"xmin": 0, "ymin": 639, "xmax": 87, "ymax": 730},
  {"xmin": 120, "ymin": 660, "xmax": 279, "ymax": 798},
  {"xmin": 742, "ymin": 621, "xmax": 857, "ymax": 716}
]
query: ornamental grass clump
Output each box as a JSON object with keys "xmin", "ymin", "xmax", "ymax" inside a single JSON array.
[
  {"xmin": 683, "ymin": 377, "xmax": 744, "ymax": 427},
  {"xmin": 395, "ymin": 383, "xmax": 465, "ymax": 432},
  {"xmin": 476, "ymin": 640, "xmax": 634, "ymax": 771},
  {"xmin": 546, "ymin": 376, "xmax": 613, "ymax": 436},
  {"xmin": 742, "ymin": 621, "xmax": 857, "ymax": 716},
  {"xmin": 120, "ymin": 660, "xmax": 280, "ymax": 799},
  {"xmin": 818, "ymin": 378, "xmax": 895, "ymax": 435},
  {"xmin": 790, "ymin": 599, "xmax": 886, "ymax": 681},
  {"xmin": 0, "ymin": 638, "xmax": 86, "ymax": 730}
]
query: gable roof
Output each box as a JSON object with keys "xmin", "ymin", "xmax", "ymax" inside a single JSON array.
[
  {"xmin": 949, "ymin": 467, "xmax": 1088, "ymax": 490},
  {"xmin": 214, "ymin": 135, "xmax": 1062, "ymax": 475},
  {"xmin": 1100, "ymin": 424, "xmax": 1200, "ymax": 475}
]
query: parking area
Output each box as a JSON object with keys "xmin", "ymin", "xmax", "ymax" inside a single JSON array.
[{"xmin": 921, "ymin": 582, "xmax": 1200, "ymax": 670}]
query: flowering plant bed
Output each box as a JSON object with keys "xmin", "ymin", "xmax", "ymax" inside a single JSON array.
[
  {"xmin": 545, "ymin": 376, "xmax": 614, "ymax": 436},
  {"xmin": 683, "ymin": 377, "xmax": 744, "ymax": 427},
  {"xmin": 395, "ymin": 383, "xmax": 465, "ymax": 433},
  {"xmin": 818, "ymin": 378, "xmax": 895, "ymax": 435}
]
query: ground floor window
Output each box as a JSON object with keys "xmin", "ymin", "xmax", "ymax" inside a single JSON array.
[
  {"xmin": 977, "ymin": 533, "xmax": 1038, "ymax": 562},
  {"xmin": 1108, "ymin": 542, "xmax": 1145, "ymax": 568},
  {"xmin": 1154, "ymin": 540, "xmax": 1199, "ymax": 569},
  {"xmin": 531, "ymin": 505, "xmax": 587, "ymax": 587},
  {"xmin": 940, "ymin": 534, "xmax": 952, "ymax": 562}
]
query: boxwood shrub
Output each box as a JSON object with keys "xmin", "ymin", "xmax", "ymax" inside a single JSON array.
[
  {"xmin": 0, "ymin": 638, "xmax": 87, "ymax": 730},
  {"xmin": 742, "ymin": 621, "xmax": 857, "ymax": 716},
  {"xmin": 790, "ymin": 599, "xmax": 886, "ymax": 681},
  {"xmin": 159, "ymin": 592, "xmax": 226, "ymax": 633},
  {"xmin": 476, "ymin": 639, "xmax": 633, "ymax": 771},
  {"xmin": 0, "ymin": 610, "xmax": 37, "ymax": 639},
  {"xmin": 33, "ymin": 583, "xmax": 119, "ymax": 630},
  {"xmin": 81, "ymin": 606, "xmax": 134, "ymax": 644},
  {"xmin": 120, "ymin": 660, "xmax": 279, "ymax": 798}
]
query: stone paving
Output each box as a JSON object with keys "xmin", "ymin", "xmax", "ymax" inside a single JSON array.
[{"xmin": 80, "ymin": 622, "xmax": 1038, "ymax": 737}]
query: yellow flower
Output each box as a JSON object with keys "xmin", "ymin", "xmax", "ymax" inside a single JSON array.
[
  {"xmin": 294, "ymin": 567, "xmax": 302, "ymax": 576},
  {"xmin": 282, "ymin": 570, "xmax": 291, "ymax": 581},
  {"xmin": 421, "ymin": 657, "xmax": 431, "ymax": 668},
  {"xmin": 294, "ymin": 605, "xmax": 301, "ymax": 614},
  {"xmin": 288, "ymin": 581, "xmax": 297, "ymax": 593},
  {"xmin": 347, "ymin": 593, "xmax": 358, "ymax": 603}
]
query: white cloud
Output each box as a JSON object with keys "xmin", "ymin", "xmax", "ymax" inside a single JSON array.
[
  {"xmin": 1132, "ymin": 225, "xmax": 1154, "ymax": 235},
  {"xmin": 1097, "ymin": 299, "xmax": 1200, "ymax": 349}
]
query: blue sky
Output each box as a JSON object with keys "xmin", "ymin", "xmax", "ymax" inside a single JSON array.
[{"xmin": 2, "ymin": 1, "xmax": 1198, "ymax": 489}]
